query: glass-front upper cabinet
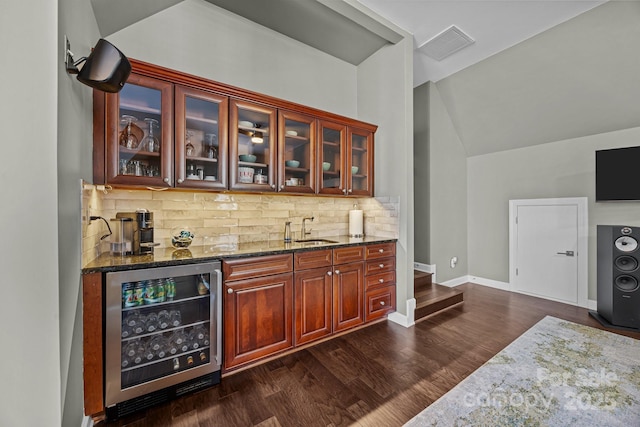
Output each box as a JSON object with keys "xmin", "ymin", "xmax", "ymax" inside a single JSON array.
[
  {"xmin": 175, "ymin": 86, "xmax": 228, "ymax": 190},
  {"xmin": 278, "ymin": 111, "xmax": 316, "ymax": 194},
  {"xmin": 229, "ymin": 99, "xmax": 277, "ymax": 191},
  {"xmin": 318, "ymin": 120, "xmax": 347, "ymax": 195},
  {"xmin": 347, "ymin": 127, "xmax": 374, "ymax": 196},
  {"xmin": 106, "ymin": 73, "xmax": 174, "ymax": 187}
]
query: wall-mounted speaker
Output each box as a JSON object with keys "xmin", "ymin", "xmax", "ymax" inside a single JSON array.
[{"xmin": 596, "ymin": 225, "xmax": 640, "ymax": 329}]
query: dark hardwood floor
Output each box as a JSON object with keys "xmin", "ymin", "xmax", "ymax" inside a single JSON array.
[{"xmin": 102, "ymin": 283, "xmax": 640, "ymax": 427}]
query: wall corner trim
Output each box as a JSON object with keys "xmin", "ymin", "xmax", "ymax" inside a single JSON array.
[{"xmin": 388, "ymin": 298, "xmax": 416, "ymax": 327}]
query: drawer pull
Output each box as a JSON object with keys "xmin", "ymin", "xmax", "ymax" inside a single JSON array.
[
  {"xmin": 379, "ymin": 264, "xmax": 384, "ymax": 268},
  {"xmin": 227, "ymin": 288, "xmax": 233, "ymax": 294},
  {"xmin": 378, "ymin": 249, "xmax": 384, "ymax": 253},
  {"xmin": 378, "ymin": 278, "xmax": 384, "ymax": 283},
  {"xmin": 380, "ymin": 301, "xmax": 385, "ymax": 306},
  {"xmin": 335, "ymin": 269, "xmax": 340, "ymax": 275},
  {"xmin": 327, "ymin": 271, "xmax": 333, "ymax": 276}
]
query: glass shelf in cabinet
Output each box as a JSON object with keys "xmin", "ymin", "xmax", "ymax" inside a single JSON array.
[
  {"xmin": 120, "ymin": 102, "xmax": 161, "ymax": 116},
  {"xmin": 238, "ymin": 160, "xmax": 268, "ymax": 168},
  {"xmin": 322, "ymin": 141, "xmax": 339, "ymax": 147}
]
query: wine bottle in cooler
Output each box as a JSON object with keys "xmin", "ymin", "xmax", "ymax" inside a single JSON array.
[
  {"xmin": 149, "ymin": 335, "xmax": 168, "ymax": 359},
  {"xmin": 143, "ymin": 339, "xmax": 155, "ymax": 362},
  {"xmin": 157, "ymin": 309, "xmax": 170, "ymax": 330},
  {"xmin": 145, "ymin": 312, "xmax": 159, "ymax": 333}
]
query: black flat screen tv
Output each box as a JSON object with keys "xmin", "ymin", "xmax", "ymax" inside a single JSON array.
[{"xmin": 596, "ymin": 146, "xmax": 640, "ymax": 201}]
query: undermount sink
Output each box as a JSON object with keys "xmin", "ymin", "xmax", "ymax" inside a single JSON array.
[{"xmin": 294, "ymin": 239, "xmax": 338, "ymax": 245}]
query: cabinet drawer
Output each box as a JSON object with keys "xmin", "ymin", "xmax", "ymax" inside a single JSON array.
[
  {"xmin": 365, "ymin": 257, "xmax": 396, "ymax": 276},
  {"xmin": 365, "ymin": 285, "xmax": 396, "ymax": 322},
  {"xmin": 365, "ymin": 271, "xmax": 396, "ymax": 290},
  {"xmin": 294, "ymin": 249, "xmax": 332, "ymax": 271},
  {"xmin": 365, "ymin": 242, "xmax": 396, "ymax": 260},
  {"xmin": 223, "ymin": 254, "xmax": 293, "ymax": 282},
  {"xmin": 333, "ymin": 246, "xmax": 365, "ymax": 265}
]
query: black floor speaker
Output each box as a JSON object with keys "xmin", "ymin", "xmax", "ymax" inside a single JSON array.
[{"xmin": 596, "ymin": 225, "xmax": 640, "ymax": 329}]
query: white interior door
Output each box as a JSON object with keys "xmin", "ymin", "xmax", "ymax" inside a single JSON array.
[{"xmin": 509, "ymin": 198, "xmax": 588, "ymax": 307}]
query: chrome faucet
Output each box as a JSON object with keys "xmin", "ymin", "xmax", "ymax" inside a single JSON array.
[{"xmin": 301, "ymin": 216, "xmax": 314, "ymax": 238}]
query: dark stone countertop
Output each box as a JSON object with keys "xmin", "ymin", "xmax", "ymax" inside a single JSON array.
[{"xmin": 82, "ymin": 235, "xmax": 397, "ymax": 273}]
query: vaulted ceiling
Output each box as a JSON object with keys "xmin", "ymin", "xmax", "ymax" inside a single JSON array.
[{"xmin": 90, "ymin": 1, "xmax": 640, "ymax": 157}]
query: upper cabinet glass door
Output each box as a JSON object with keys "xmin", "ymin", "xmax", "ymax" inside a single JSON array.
[
  {"xmin": 175, "ymin": 86, "xmax": 228, "ymax": 190},
  {"xmin": 106, "ymin": 73, "xmax": 173, "ymax": 187},
  {"xmin": 278, "ymin": 111, "xmax": 315, "ymax": 194},
  {"xmin": 229, "ymin": 99, "xmax": 277, "ymax": 191},
  {"xmin": 347, "ymin": 128, "xmax": 374, "ymax": 196},
  {"xmin": 318, "ymin": 120, "xmax": 347, "ymax": 195}
]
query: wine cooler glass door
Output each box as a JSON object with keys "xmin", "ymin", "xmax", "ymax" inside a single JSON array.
[{"xmin": 105, "ymin": 262, "xmax": 222, "ymax": 407}]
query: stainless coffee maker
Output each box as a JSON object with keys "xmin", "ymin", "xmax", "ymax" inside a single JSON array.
[{"xmin": 115, "ymin": 209, "xmax": 156, "ymax": 255}]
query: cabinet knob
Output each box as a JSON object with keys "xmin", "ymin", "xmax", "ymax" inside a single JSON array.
[
  {"xmin": 227, "ymin": 288, "xmax": 233, "ymax": 294},
  {"xmin": 271, "ymin": 184, "xmax": 276, "ymax": 189},
  {"xmin": 378, "ymin": 249, "xmax": 384, "ymax": 253},
  {"xmin": 348, "ymin": 189, "xmax": 353, "ymax": 193},
  {"xmin": 342, "ymin": 189, "xmax": 347, "ymax": 194},
  {"xmin": 163, "ymin": 177, "xmax": 170, "ymax": 183},
  {"xmin": 335, "ymin": 269, "xmax": 340, "ymax": 275},
  {"xmin": 327, "ymin": 271, "xmax": 332, "ymax": 276},
  {"xmin": 380, "ymin": 301, "xmax": 385, "ymax": 306},
  {"xmin": 177, "ymin": 178, "xmax": 184, "ymax": 184},
  {"xmin": 379, "ymin": 264, "xmax": 384, "ymax": 269},
  {"xmin": 280, "ymin": 184, "xmax": 284, "ymax": 190},
  {"xmin": 378, "ymin": 278, "xmax": 384, "ymax": 283}
]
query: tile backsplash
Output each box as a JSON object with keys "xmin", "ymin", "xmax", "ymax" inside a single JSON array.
[{"xmin": 82, "ymin": 188, "xmax": 399, "ymax": 266}]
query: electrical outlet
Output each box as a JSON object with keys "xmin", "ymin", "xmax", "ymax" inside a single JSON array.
[{"xmin": 450, "ymin": 256, "xmax": 458, "ymax": 268}]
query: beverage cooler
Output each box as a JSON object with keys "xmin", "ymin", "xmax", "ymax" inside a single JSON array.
[{"xmin": 104, "ymin": 261, "xmax": 222, "ymax": 419}]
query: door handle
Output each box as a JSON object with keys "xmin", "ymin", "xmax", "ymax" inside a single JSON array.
[{"xmin": 556, "ymin": 250, "xmax": 575, "ymax": 257}]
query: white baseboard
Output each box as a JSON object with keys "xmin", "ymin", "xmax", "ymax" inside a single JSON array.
[
  {"xmin": 388, "ymin": 298, "xmax": 415, "ymax": 328},
  {"xmin": 587, "ymin": 299, "xmax": 597, "ymax": 311},
  {"xmin": 81, "ymin": 415, "xmax": 93, "ymax": 427},
  {"xmin": 468, "ymin": 276, "xmax": 511, "ymax": 291},
  {"xmin": 440, "ymin": 275, "xmax": 472, "ymax": 288}
]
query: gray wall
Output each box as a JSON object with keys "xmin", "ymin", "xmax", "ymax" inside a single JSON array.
[
  {"xmin": 58, "ymin": 0, "xmax": 102, "ymax": 425},
  {"xmin": 420, "ymin": 1, "xmax": 640, "ymax": 295},
  {"xmin": 468, "ymin": 126, "xmax": 640, "ymax": 300},
  {"xmin": 357, "ymin": 30, "xmax": 414, "ymax": 309},
  {"xmin": 109, "ymin": 0, "xmax": 358, "ymax": 117},
  {"xmin": 413, "ymin": 83, "xmax": 429, "ymax": 264},
  {"xmin": 0, "ymin": 0, "xmax": 61, "ymax": 425},
  {"xmin": 426, "ymin": 83, "xmax": 468, "ymax": 283}
]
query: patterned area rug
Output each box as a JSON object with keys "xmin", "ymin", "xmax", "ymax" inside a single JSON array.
[{"xmin": 405, "ymin": 316, "xmax": 640, "ymax": 426}]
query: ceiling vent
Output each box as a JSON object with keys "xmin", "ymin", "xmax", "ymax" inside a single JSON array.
[{"xmin": 418, "ymin": 25, "xmax": 475, "ymax": 61}]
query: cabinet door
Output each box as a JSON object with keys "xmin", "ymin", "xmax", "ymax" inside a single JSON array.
[
  {"xmin": 347, "ymin": 127, "xmax": 374, "ymax": 196},
  {"xmin": 229, "ymin": 99, "xmax": 277, "ymax": 191},
  {"xmin": 105, "ymin": 73, "xmax": 174, "ymax": 187},
  {"xmin": 332, "ymin": 262, "xmax": 364, "ymax": 332},
  {"xmin": 223, "ymin": 273, "xmax": 293, "ymax": 370},
  {"xmin": 278, "ymin": 110, "xmax": 316, "ymax": 194},
  {"xmin": 318, "ymin": 120, "xmax": 347, "ymax": 195},
  {"xmin": 175, "ymin": 85, "xmax": 228, "ymax": 190},
  {"xmin": 294, "ymin": 268, "xmax": 333, "ymax": 345}
]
